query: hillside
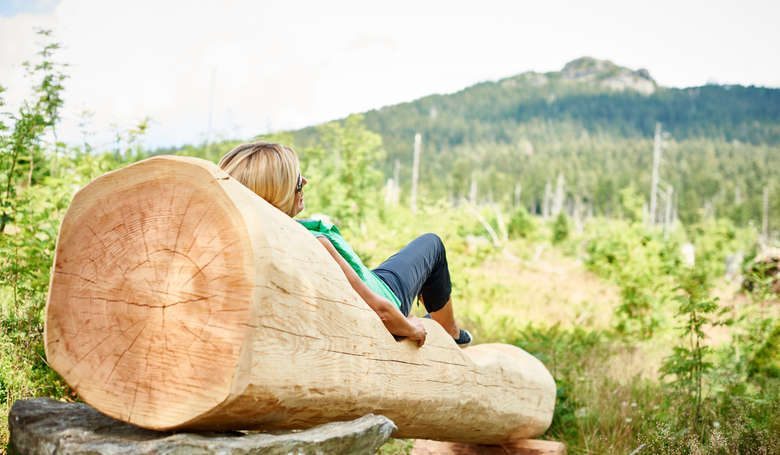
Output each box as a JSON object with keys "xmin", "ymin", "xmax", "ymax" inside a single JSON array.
[
  {"xmin": 285, "ymin": 57, "xmax": 779, "ymax": 228},
  {"xmin": 360, "ymin": 57, "xmax": 780, "ymax": 150}
]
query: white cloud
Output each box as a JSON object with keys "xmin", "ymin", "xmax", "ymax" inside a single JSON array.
[{"xmin": 1, "ymin": 0, "xmax": 778, "ymax": 148}]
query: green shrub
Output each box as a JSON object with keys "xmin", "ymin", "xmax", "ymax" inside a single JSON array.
[
  {"xmin": 688, "ymin": 218, "xmax": 757, "ymax": 279},
  {"xmin": 748, "ymin": 320, "xmax": 780, "ymax": 379},
  {"xmin": 659, "ymin": 267, "xmax": 723, "ymax": 441},
  {"xmin": 551, "ymin": 213, "xmax": 570, "ymax": 244},
  {"xmin": 583, "ymin": 220, "xmax": 680, "ymax": 337},
  {"xmin": 508, "ymin": 206, "xmax": 536, "ymax": 239}
]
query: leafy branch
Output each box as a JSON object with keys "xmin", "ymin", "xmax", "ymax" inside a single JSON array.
[
  {"xmin": 0, "ymin": 29, "xmax": 67, "ymax": 234},
  {"xmin": 660, "ymin": 268, "xmax": 728, "ymax": 441}
]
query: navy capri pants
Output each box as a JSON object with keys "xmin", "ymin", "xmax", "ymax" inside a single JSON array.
[{"xmin": 373, "ymin": 233, "xmax": 452, "ymax": 317}]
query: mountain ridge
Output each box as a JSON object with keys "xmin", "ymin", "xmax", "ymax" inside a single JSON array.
[
  {"xmin": 159, "ymin": 56, "xmax": 778, "ymax": 227},
  {"xmin": 275, "ymin": 56, "xmax": 778, "ymax": 227}
]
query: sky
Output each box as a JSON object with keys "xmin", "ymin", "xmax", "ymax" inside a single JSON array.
[{"xmin": 1, "ymin": 0, "xmax": 778, "ymax": 149}]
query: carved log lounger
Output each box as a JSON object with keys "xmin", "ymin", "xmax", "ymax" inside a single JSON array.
[{"xmin": 44, "ymin": 155, "xmax": 557, "ymax": 445}]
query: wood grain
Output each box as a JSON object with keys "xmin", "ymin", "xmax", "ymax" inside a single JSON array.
[{"xmin": 45, "ymin": 155, "xmax": 556, "ymax": 444}]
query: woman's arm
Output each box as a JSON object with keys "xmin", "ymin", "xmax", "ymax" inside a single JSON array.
[{"xmin": 316, "ymin": 236, "xmax": 427, "ymax": 346}]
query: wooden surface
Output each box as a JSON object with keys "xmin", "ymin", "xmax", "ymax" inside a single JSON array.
[
  {"xmin": 45, "ymin": 155, "xmax": 556, "ymax": 444},
  {"xmin": 412, "ymin": 439, "xmax": 567, "ymax": 455}
]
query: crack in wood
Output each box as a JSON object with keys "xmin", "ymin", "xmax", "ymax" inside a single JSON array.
[
  {"xmin": 63, "ymin": 318, "xmax": 145, "ymax": 378},
  {"xmin": 323, "ymin": 349, "xmax": 428, "ymax": 367},
  {"xmin": 57, "ymin": 270, "xmax": 97, "ymax": 284},
  {"xmin": 78, "ymin": 294, "xmax": 215, "ymax": 309},
  {"xmin": 182, "ymin": 204, "xmax": 213, "ymax": 256},
  {"xmin": 429, "ymin": 358, "xmax": 469, "ymax": 367},
  {"xmin": 166, "ymin": 193, "xmax": 193, "ymax": 293},
  {"xmin": 256, "ymin": 323, "xmax": 322, "ymax": 340},
  {"xmin": 138, "ymin": 206, "xmax": 152, "ymax": 266},
  {"xmin": 181, "ymin": 323, "xmax": 222, "ymax": 352},
  {"xmin": 105, "ymin": 322, "xmax": 149, "ymax": 384},
  {"xmin": 86, "ymin": 224, "xmax": 108, "ymax": 249},
  {"xmin": 181, "ymin": 239, "xmax": 240, "ymax": 287}
]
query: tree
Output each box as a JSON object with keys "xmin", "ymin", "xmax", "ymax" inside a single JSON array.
[
  {"xmin": 0, "ymin": 30, "xmax": 66, "ymax": 234},
  {"xmin": 296, "ymin": 115, "xmax": 385, "ymax": 227},
  {"xmin": 551, "ymin": 213, "xmax": 570, "ymax": 244}
]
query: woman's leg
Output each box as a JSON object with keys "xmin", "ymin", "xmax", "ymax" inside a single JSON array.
[
  {"xmin": 424, "ymin": 297, "xmax": 460, "ymax": 338},
  {"xmin": 373, "ymin": 233, "xmax": 465, "ymax": 339}
]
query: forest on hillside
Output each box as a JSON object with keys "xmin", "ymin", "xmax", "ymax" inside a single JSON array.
[
  {"xmin": 2, "ymin": 35, "xmax": 779, "ymax": 454},
  {"xmin": 253, "ymin": 58, "xmax": 780, "ymax": 232}
]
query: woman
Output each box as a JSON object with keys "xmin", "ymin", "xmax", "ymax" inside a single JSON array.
[{"xmin": 218, "ymin": 141, "xmax": 472, "ymax": 348}]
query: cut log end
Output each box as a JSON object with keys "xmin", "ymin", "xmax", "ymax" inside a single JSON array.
[{"xmin": 45, "ymin": 156, "xmax": 255, "ymax": 429}]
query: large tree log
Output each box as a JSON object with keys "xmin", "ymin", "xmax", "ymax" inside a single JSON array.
[{"xmin": 44, "ymin": 155, "xmax": 556, "ymax": 444}]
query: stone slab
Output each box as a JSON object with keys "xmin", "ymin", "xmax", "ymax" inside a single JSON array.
[{"xmin": 9, "ymin": 398, "xmax": 396, "ymax": 454}]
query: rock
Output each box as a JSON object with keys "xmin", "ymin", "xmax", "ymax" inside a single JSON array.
[
  {"xmin": 561, "ymin": 57, "xmax": 656, "ymax": 95},
  {"xmin": 9, "ymin": 398, "xmax": 396, "ymax": 454}
]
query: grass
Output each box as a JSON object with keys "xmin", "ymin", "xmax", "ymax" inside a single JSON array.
[
  {"xmin": 367, "ymin": 215, "xmax": 779, "ymax": 453},
  {"xmin": 1, "ymin": 286, "xmax": 72, "ymax": 449},
  {"xmin": 1, "ymin": 207, "xmax": 777, "ymax": 454}
]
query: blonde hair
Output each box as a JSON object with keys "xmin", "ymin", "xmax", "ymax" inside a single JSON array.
[{"xmin": 218, "ymin": 142, "xmax": 300, "ymax": 216}]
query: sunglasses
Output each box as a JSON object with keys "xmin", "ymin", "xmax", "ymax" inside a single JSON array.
[{"xmin": 295, "ymin": 174, "xmax": 303, "ymax": 193}]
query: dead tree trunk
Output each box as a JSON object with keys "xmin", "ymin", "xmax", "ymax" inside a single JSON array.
[
  {"xmin": 411, "ymin": 133, "xmax": 422, "ymax": 213},
  {"xmin": 542, "ymin": 181, "xmax": 551, "ymax": 219},
  {"xmin": 762, "ymin": 185, "xmax": 770, "ymax": 244},
  {"xmin": 45, "ymin": 156, "xmax": 556, "ymax": 444},
  {"xmin": 663, "ymin": 185, "xmax": 674, "ymax": 236},
  {"xmin": 551, "ymin": 173, "xmax": 565, "ymax": 217},
  {"xmin": 469, "ymin": 172, "xmax": 478, "ymax": 205},
  {"xmin": 649, "ymin": 123, "xmax": 662, "ymax": 225}
]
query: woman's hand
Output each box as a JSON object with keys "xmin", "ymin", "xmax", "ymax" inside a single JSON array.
[{"xmin": 407, "ymin": 317, "xmax": 427, "ymax": 347}]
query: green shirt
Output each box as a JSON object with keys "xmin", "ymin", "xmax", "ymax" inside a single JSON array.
[{"xmin": 297, "ymin": 218, "xmax": 402, "ymax": 310}]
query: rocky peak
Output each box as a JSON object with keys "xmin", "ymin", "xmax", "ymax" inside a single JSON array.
[{"xmin": 561, "ymin": 57, "xmax": 657, "ymax": 95}]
